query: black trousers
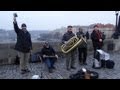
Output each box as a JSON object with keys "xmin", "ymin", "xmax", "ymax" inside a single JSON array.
[
  {"xmin": 78, "ymin": 47, "xmax": 87, "ymax": 63},
  {"xmin": 93, "ymin": 42, "xmax": 103, "ymax": 58},
  {"xmin": 93, "ymin": 46, "xmax": 102, "ymax": 58}
]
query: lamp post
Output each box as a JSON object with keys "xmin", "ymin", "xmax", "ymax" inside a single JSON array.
[
  {"xmin": 115, "ymin": 11, "xmax": 119, "ymax": 32},
  {"xmin": 113, "ymin": 11, "xmax": 119, "ymax": 39}
]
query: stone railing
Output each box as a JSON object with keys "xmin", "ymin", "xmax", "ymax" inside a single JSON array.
[{"xmin": 0, "ymin": 39, "xmax": 120, "ymax": 65}]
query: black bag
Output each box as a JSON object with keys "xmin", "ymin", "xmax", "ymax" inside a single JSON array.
[
  {"xmin": 14, "ymin": 55, "xmax": 20, "ymax": 65},
  {"xmin": 101, "ymin": 59, "xmax": 106, "ymax": 68},
  {"xmin": 30, "ymin": 53, "xmax": 41, "ymax": 63},
  {"xmin": 69, "ymin": 70, "xmax": 85, "ymax": 79},
  {"xmin": 69, "ymin": 69, "xmax": 99, "ymax": 79},
  {"xmin": 106, "ymin": 60, "xmax": 115, "ymax": 69}
]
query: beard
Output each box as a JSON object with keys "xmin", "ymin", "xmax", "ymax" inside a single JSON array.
[
  {"xmin": 68, "ymin": 31, "xmax": 72, "ymax": 34},
  {"xmin": 22, "ymin": 28, "xmax": 27, "ymax": 33}
]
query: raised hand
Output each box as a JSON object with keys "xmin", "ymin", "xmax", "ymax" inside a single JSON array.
[
  {"xmin": 13, "ymin": 13, "xmax": 17, "ymax": 23},
  {"xmin": 13, "ymin": 13, "xmax": 18, "ymax": 18}
]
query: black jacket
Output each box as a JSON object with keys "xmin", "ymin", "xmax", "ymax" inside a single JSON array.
[
  {"xmin": 62, "ymin": 31, "xmax": 75, "ymax": 44},
  {"xmin": 13, "ymin": 22, "xmax": 32, "ymax": 53},
  {"xmin": 86, "ymin": 31, "xmax": 90, "ymax": 39},
  {"xmin": 76, "ymin": 31, "xmax": 87, "ymax": 48},
  {"xmin": 41, "ymin": 46, "xmax": 56, "ymax": 56},
  {"xmin": 76, "ymin": 31, "xmax": 86, "ymax": 39}
]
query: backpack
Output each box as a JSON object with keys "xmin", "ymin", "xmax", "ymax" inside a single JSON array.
[
  {"xmin": 29, "ymin": 53, "xmax": 41, "ymax": 63},
  {"xmin": 106, "ymin": 60, "xmax": 115, "ymax": 69},
  {"xmin": 14, "ymin": 55, "xmax": 20, "ymax": 65}
]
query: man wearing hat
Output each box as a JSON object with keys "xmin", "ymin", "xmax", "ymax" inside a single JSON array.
[{"xmin": 13, "ymin": 13, "xmax": 32, "ymax": 74}]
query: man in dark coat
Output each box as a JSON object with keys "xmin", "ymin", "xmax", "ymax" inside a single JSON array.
[
  {"xmin": 62, "ymin": 26, "xmax": 76, "ymax": 71},
  {"xmin": 13, "ymin": 13, "xmax": 32, "ymax": 74},
  {"xmin": 76, "ymin": 28, "xmax": 87, "ymax": 65},
  {"xmin": 91, "ymin": 25, "xmax": 103, "ymax": 58},
  {"xmin": 86, "ymin": 31, "xmax": 90, "ymax": 40}
]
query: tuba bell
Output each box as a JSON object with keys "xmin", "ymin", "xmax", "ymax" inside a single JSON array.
[{"xmin": 61, "ymin": 36, "xmax": 87, "ymax": 54}]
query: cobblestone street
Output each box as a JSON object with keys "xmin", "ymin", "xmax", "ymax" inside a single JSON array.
[{"xmin": 0, "ymin": 51, "xmax": 120, "ymax": 79}]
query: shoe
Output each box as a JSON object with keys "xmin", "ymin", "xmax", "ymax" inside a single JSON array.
[
  {"xmin": 67, "ymin": 68, "xmax": 71, "ymax": 71},
  {"xmin": 52, "ymin": 66, "xmax": 56, "ymax": 70},
  {"xmin": 79, "ymin": 62, "xmax": 83, "ymax": 65},
  {"xmin": 49, "ymin": 68, "xmax": 53, "ymax": 73},
  {"xmin": 25, "ymin": 69, "xmax": 30, "ymax": 72},
  {"xmin": 71, "ymin": 66, "xmax": 76, "ymax": 69},
  {"xmin": 21, "ymin": 69, "xmax": 30, "ymax": 74},
  {"xmin": 79, "ymin": 61, "xmax": 83, "ymax": 65},
  {"xmin": 21, "ymin": 70, "xmax": 26, "ymax": 74},
  {"xmin": 83, "ymin": 62, "xmax": 87, "ymax": 65}
]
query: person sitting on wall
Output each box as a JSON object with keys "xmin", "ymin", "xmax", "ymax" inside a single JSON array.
[{"xmin": 40, "ymin": 42, "xmax": 58, "ymax": 73}]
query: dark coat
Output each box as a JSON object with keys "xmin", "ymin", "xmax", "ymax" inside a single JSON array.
[
  {"xmin": 41, "ymin": 46, "xmax": 56, "ymax": 56},
  {"xmin": 13, "ymin": 22, "xmax": 32, "ymax": 53},
  {"xmin": 62, "ymin": 31, "xmax": 75, "ymax": 44},
  {"xmin": 91, "ymin": 30, "xmax": 103, "ymax": 49},
  {"xmin": 76, "ymin": 31, "xmax": 85, "ymax": 39},
  {"xmin": 76, "ymin": 31, "xmax": 87, "ymax": 48},
  {"xmin": 86, "ymin": 31, "xmax": 90, "ymax": 39},
  {"xmin": 40, "ymin": 46, "xmax": 56, "ymax": 61}
]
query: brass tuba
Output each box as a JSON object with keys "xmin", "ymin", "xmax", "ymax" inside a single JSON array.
[{"xmin": 61, "ymin": 36, "xmax": 87, "ymax": 54}]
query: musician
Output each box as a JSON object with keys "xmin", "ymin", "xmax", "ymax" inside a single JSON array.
[
  {"xmin": 41, "ymin": 42, "xmax": 58, "ymax": 73},
  {"xmin": 76, "ymin": 28, "xmax": 87, "ymax": 65},
  {"xmin": 13, "ymin": 13, "xmax": 32, "ymax": 74},
  {"xmin": 62, "ymin": 26, "xmax": 76, "ymax": 71},
  {"xmin": 91, "ymin": 25, "xmax": 103, "ymax": 58},
  {"xmin": 86, "ymin": 31, "xmax": 90, "ymax": 40}
]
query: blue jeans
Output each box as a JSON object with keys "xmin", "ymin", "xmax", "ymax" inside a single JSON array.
[{"xmin": 44, "ymin": 58, "xmax": 55, "ymax": 69}]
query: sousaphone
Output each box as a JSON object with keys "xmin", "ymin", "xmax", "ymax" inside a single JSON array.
[{"xmin": 61, "ymin": 36, "xmax": 87, "ymax": 54}]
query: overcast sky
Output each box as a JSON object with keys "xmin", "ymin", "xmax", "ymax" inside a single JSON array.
[{"xmin": 0, "ymin": 11, "xmax": 116, "ymax": 31}]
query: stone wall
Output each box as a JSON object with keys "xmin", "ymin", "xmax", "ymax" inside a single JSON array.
[{"xmin": 0, "ymin": 39, "xmax": 119, "ymax": 65}]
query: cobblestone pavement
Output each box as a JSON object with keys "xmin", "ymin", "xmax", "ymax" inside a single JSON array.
[{"xmin": 0, "ymin": 51, "xmax": 120, "ymax": 79}]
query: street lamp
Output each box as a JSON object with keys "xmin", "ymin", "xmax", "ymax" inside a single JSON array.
[
  {"xmin": 113, "ymin": 11, "xmax": 119, "ymax": 39},
  {"xmin": 115, "ymin": 11, "xmax": 119, "ymax": 31}
]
